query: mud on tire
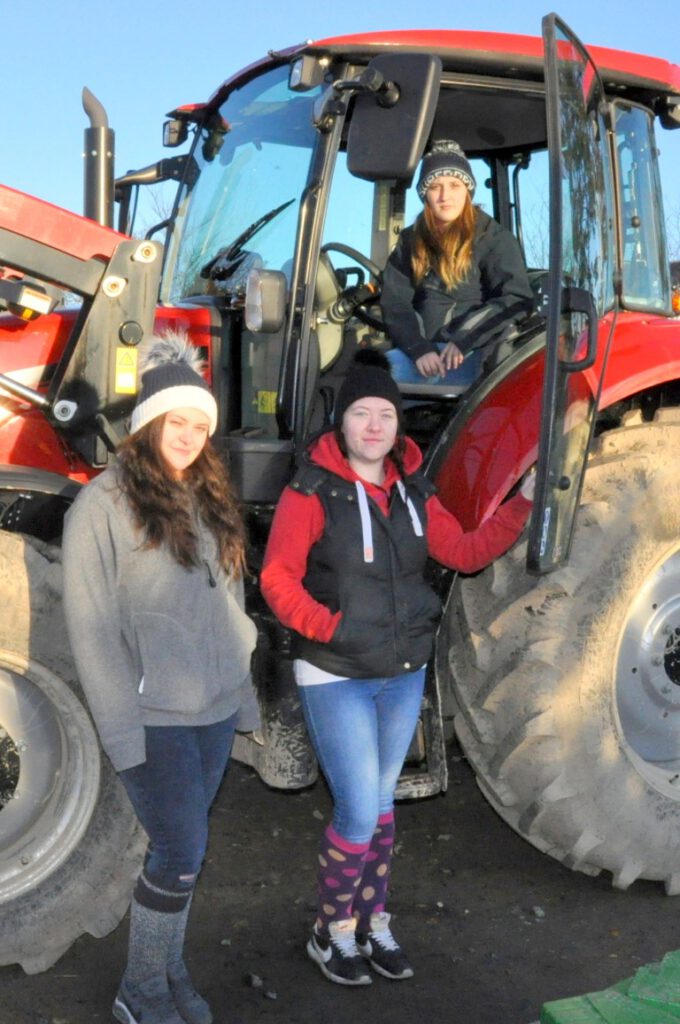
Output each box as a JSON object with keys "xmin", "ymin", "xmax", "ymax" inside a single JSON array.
[
  {"xmin": 442, "ymin": 410, "xmax": 680, "ymax": 892},
  {"xmin": 0, "ymin": 531, "xmax": 145, "ymax": 973}
]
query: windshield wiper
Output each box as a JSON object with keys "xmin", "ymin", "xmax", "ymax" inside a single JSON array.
[{"xmin": 200, "ymin": 198, "xmax": 295, "ymax": 281}]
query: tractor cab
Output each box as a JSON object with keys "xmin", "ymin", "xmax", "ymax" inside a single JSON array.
[
  {"xmin": 156, "ymin": 20, "xmax": 675, "ymax": 569},
  {"xmin": 159, "ymin": 48, "xmax": 552, "ymax": 447}
]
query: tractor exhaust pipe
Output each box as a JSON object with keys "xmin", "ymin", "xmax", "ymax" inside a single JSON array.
[{"xmin": 82, "ymin": 87, "xmax": 115, "ymax": 227}]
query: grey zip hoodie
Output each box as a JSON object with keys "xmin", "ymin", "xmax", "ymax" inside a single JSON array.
[{"xmin": 62, "ymin": 467, "xmax": 259, "ymax": 772}]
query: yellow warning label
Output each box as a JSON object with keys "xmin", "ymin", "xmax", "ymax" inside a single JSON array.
[
  {"xmin": 257, "ymin": 390, "xmax": 277, "ymax": 414},
  {"xmin": 115, "ymin": 347, "xmax": 138, "ymax": 394}
]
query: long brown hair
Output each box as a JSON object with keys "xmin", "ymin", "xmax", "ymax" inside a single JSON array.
[
  {"xmin": 411, "ymin": 196, "xmax": 477, "ymax": 290},
  {"xmin": 116, "ymin": 417, "xmax": 247, "ymax": 578}
]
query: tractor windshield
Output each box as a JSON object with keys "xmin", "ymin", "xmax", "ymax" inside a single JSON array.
[{"xmin": 161, "ymin": 64, "xmax": 321, "ymax": 303}]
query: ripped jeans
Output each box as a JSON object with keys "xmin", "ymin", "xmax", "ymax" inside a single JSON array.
[{"xmin": 119, "ymin": 716, "xmax": 237, "ymax": 900}]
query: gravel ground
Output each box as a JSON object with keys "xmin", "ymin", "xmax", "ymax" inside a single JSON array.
[{"xmin": 2, "ymin": 739, "xmax": 679, "ymax": 1024}]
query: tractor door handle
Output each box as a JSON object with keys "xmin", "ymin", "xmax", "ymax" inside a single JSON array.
[{"xmin": 560, "ymin": 285, "xmax": 598, "ymax": 371}]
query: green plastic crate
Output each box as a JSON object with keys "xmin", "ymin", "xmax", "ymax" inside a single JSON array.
[{"xmin": 541, "ymin": 952, "xmax": 680, "ymax": 1024}]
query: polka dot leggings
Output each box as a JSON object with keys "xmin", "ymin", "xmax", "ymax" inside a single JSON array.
[
  {"xmin": 315, "ymin": 814, "xmax": 395, "ymax": 935},
  {"xmin": 353, "ymin": 812, "xmax": 395, "ymax": 929}
]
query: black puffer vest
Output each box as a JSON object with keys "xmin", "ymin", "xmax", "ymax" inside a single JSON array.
[{"xmin": 290, "ymin": 463, "xmax": 441, "ymax": 678}]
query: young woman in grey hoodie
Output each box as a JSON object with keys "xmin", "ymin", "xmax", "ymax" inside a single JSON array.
[{"xmin": 63, "ymin": 332, "xmax": 259, "ymax": 1024}]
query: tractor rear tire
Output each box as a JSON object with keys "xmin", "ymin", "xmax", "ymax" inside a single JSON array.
[
  {"xmin": 0, "ymin": 530, "xmax": 145, "ymax": 972},
  {"xmin": 443, "ymin": 410, "xmax": 680, "ymax": 891}
]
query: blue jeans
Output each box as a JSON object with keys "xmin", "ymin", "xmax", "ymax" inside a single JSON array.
[
  {"xmin": 386, "ymin": 344, "xmax": 483, "ymax": 386},
  {"xmin": 119, "ymin": 716, "xmax": 237, "ymax": 896},
  {"xmin": 299, "ymin": 669, "xmax": 426, "ymax": 844}
]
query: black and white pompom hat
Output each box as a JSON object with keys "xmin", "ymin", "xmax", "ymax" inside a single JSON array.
[
  {"xmin": 130, "ymin": 330, "xmax": 218, "ymax": 436},
  {"xmin": 416, "ymin": 139, "xmax": 477, "ymax": 200}
]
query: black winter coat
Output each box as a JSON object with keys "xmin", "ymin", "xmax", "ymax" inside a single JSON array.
[
  {"xmin": 290, "ymin": 463, "xmax": 441, "ymax": 679},
  {"xmin": 380, "ymin": 211, "xmax": 534, "ymax": 361}
]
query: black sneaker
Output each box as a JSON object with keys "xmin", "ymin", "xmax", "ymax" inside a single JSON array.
[
  {"xmin": 356, "ymin": 912, "xmax": 414, "ymax": 980},
  {"xmin": 306, "ymin": 920, "xmax": 372, "ymax": 986}
]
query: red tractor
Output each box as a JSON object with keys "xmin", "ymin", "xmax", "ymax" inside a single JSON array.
[{"xmin": 2, "ymin": 15, "xmax": 680, "ymax": 972}]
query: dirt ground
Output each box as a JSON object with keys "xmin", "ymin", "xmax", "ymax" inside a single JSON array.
[{"xmin": 2, "ymin": 737, "xmax": 679, "ymax": 1024}]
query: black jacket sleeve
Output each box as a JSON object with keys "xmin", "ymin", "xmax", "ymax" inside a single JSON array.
[
  {"xmin": 434, "ymin": 219, "xmax": 535, "ymax": 354},
  {"xmin": 380, "ymin": 230, "xmax": 435, "ymax": 362},
  {"xmin": 380, "ymin": 215, "xmax": 535, "ymax": 361}
]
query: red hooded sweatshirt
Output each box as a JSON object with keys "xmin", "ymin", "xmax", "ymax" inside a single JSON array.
[{"xmin": 260, "ymin": 431, "xmax": 530, "ymax": 646}]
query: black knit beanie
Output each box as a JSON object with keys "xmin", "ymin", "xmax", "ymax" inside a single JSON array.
[
  {"xmin": 416, "ymin": 139, "xmax": 476, "ymax": 200},
  {"xmin": 334, "ymin": 349, "xmax": 404, "ymax": 429}
]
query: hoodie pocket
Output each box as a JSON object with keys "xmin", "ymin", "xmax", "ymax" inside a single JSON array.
[
  {"xmin": 331, "ymin": 580, "xmax": 385, "ymax": 655},
  {"xmin": 133, "ymin": 612, "xmax": 221, "ymax": 713}
]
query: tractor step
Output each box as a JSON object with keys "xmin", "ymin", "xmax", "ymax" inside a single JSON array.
[
  {"xmin": 395, "ymin": 772, "xmax": 442, "ymax": 800},
  {"xmin": 394, "ymin": 670, "xmax": 448, "ymax": 801}
]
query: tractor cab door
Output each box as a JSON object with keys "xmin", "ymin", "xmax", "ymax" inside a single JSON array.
[{"xmin": 527, "ymin": 14, "xmax": 618, "ymax": 573}]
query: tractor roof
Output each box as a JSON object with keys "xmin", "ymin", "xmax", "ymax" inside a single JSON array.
[
  {"xmin": 175, "ymin": 28, "xmax": 679, "ymax": 150},
  {"xmin": 307, "ymin": 30, "xmax": 680, "ymax": 99}
]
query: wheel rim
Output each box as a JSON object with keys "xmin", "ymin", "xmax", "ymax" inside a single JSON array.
[
  {"xmin": 617, "ymin": 547, "xmax": 680, "ymax": 793},
  {"xmin": 0, "ymin": 651, "xmax": 100, "ymax": 902}
]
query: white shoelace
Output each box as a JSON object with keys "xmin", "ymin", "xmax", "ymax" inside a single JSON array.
[
  {"xmin": 372, "ymin": 926, "xmax": 400, "ymax": 951},
  {"xmin": 331, "ymin": 929, "xmax": 361, "ymax": 959}
]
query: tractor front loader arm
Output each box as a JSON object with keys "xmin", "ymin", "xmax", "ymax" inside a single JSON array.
[{"xmin": 0, "ymin": 185, "xmax": 162, "ymax": 466}]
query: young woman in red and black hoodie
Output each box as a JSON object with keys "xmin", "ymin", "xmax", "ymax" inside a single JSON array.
[{"xmin": 261, "ymin": 350, "xmax": 533, "ymax": 987}]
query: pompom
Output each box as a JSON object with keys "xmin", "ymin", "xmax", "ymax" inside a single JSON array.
[
  {"xmin": 139, "ymin": 330, "xmax": 205, "ymax": 376},
  {"xmin": 426, "ymin": 139, "xmax": 466, "ymax": 158},
  {"xmin": 351, "ymin": 348, "xmax": 392, "ymax": 372}
]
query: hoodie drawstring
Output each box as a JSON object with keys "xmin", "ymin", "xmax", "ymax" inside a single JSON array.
[
  {"xmin": 355, "ymin": 479, "xmax": 424, "ymax": 564},
  {"xmin": 355, "ymin": 482, "xmax": 374, "ymax": 563}
]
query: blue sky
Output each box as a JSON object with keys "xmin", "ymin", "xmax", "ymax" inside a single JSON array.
[{"xmin": 3, "ymin": 0, "xmax": 680, "ymax": 244}]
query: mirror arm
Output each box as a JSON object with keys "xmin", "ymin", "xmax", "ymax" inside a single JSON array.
[
  {"xmin": 314, "ymin": 68, "xmax": 400, "ymax": 130},
  {"xmin": 334, "ymin": 68, "xmax": 399, "ymax": 108}
]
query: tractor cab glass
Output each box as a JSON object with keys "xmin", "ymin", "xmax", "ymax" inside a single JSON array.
[
  {"xmin": 160, "ymin": 64, "xmax": 322, "ymax": 448},
  {"xmin": 615, "ymin": 102, "xmax": 672, "ymax": 312},
  {"xmin": 528, "ymin": 15, "xmax": 617, "ymax": 573},
  {"xmin": 162, "ymin": 64, "xmax": 322, "ymax": 305}
]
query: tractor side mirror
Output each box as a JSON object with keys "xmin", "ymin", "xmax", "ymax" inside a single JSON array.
[
  {"xmin": 346, "ymin": 53, "xmax": 441, "ymax": 181},
  {"xmin": 163, "ymin": 119, "xmax": 189, "ymax": 147},
  {"xmin": 660, "ymin": 97, "xmax": 680, "ymax": 130}
]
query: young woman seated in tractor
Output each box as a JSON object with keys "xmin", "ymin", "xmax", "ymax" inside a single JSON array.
[{"xmin": 381, "ymin": 140, "xmax": 535, "ymax": 388}]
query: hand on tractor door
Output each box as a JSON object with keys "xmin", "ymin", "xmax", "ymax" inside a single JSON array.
[{"xmin": 520, "ymin": 469, "xmax": 536, "ymax": 502}]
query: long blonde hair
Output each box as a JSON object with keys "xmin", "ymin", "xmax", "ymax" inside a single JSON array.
[{"xmin": 411, "ymin": 195, "xmax": 477, "ymax": 290}]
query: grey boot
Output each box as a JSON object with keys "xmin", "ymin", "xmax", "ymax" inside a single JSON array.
[
  {"xmin": 166, "ymin": 895, "xmax": 213, "ymax": 1024},
  {"xmin": 114, "ymin": 897, "xmax": 187, "ymax": 1024},
  {"xmin": 114, "ymin": 974, "xmax": 184, "ymax": 1024},
  {"xmin": 168, "ymin": 962, "xmax": 213, "ymax": 1024}
]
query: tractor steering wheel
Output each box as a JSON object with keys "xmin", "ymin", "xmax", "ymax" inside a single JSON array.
[{"xmin": 320, "ymin": 242, "xmax": 385, "ymax": 330}]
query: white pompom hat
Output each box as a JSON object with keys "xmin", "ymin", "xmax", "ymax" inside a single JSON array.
[{"xmin": 130, "ymin": 330, "xmax": 218, "ymax": 435}]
